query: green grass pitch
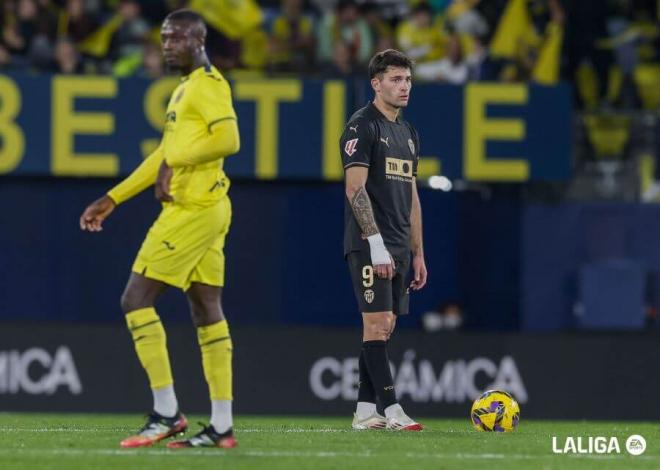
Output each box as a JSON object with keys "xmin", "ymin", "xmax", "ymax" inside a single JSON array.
[{"xmin": 0, "ymin": 413, "xmax": 657, "ymax": 469}]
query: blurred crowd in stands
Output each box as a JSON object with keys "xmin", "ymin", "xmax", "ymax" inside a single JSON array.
[{"xmin": 0, "ymin": 0, "xmax": 658, "ymax": 108}]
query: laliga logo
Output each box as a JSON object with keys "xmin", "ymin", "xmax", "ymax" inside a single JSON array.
[
  {"xmin": 309, "ymin": 351, "xmax": 527, "ymax": 404},
  {"xmin": 0, "ymin": 346, "xmax": 82, "ymax": 395},
  {"xmin": 552, "ymin": 435, "xmax": 646, "ymax": 456}
]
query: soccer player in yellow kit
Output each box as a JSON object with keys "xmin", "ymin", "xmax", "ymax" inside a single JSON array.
[{"xmin": 79, "ymin": 10, "xmax": 239, "ymax": 449}]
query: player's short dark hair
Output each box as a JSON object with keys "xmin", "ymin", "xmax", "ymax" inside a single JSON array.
[
  {"xmin": 368, "ymin": 49, "xmax": 414, "ymax": 79},
  {"xmin": 164, "ymin": 9, "xmax": 207, "ymax": 36}
]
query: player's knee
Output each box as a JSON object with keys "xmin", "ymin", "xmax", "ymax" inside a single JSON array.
[
  {"xmin": 188, "ymin": 298, "xmax": 223, "ymax": 327},
  {"xmin": 120, "ymin": 291, "xmax": 134, "ymax": 314},
  {"xmin": 188, "ymin": 305, "xmax": 206, "ymax": 326},
  {"xmin": 120, "ymin": 289, "xmax": 150, "ymax": 314},
  {"xmin": 364, "ymin": 318, "xmax": 391, "ymax": 340},
  {"xmin": 387, "ymin": 320, "xmax": 396, "ymax": 339}
]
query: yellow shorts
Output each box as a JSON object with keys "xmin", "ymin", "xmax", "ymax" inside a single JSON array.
[{"xmin": 132, "ymin": 196, "xmax": 231, "ymax": 291}]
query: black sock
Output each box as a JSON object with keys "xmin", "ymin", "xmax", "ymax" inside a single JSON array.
[
  {"xmin": 357, "ymin": 349, "xmax": 376, "ymax": 403},
  {"xmin": 362, "ymin": 340, "xmax": 397, "ymax": 409}
]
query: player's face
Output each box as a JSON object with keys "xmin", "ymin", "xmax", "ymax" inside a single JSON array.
[
  {"xmin": 373, "ymin": 66, "xmax": 412, "ymax": 109},
  {"xmin": 161, "ymin": 19, "xmax": 198, "ymax": 69}
]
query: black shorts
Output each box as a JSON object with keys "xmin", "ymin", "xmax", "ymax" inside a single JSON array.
[{"xmin": 346, "ymin": 249, "xmax": 411, "ymax": 315}]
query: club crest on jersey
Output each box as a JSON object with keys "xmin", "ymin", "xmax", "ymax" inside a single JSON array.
[
  {"xmin": 408, "ymin": 138, "xmax": 415, "ymax": 155},
  {"xmin": 364, "ymin": 289, "xmax": 375, "ymax": 304},
  {"xmin": 344, "ymin": 138, "xmax": 358, "ymax": 157}
]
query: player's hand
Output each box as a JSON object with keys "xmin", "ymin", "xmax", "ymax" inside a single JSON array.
[
  {"xmin": 410, "ymin": 254, "xmax": 427, "ymax": 290},
  {"xmin": 79, "ymin": 195, "xmax": 116, "ymax": 232},
  {"xmin": 155, "ymin": 160, "xmax": 174, "ymax": 202},
  {"xmin": 374, "ymin": 255, "xmax": 396, "ymax": 280},
  {"xmin": 367, "ymin": 233, "xmax": 395, "ymax": 280}
]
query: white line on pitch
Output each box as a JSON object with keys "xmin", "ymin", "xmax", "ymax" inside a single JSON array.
[
  {"xmin": 0, "ymin": 427, "xmax": 349, "ymax": 433},
  {"xmin": 0, "ymin": 448, "xmax": 656, "ymax": 461}
]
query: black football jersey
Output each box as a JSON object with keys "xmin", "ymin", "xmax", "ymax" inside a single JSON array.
[{"xmin": 340, "ymin": 102, "xmax": 420, "ymax": 256}]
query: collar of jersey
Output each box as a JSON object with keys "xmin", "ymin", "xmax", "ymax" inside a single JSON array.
[
  {"xmin": 181, "ymin": 63, "xmax": 214, "ymax": 82},
  {"xmin": 368, "ymin": 101, "xmax": 401, "ymax": 124}
]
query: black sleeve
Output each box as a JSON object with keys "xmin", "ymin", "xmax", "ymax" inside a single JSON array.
[
  {"xmin": 411, "ymin": 126, "xmax": 421, "ymax": 177},
  {"xmin": 340, "ymin": 118, "xmax": 375, "ymax": 170}
]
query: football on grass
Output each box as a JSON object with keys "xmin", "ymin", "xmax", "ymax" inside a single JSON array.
[{"xmin": 471, "ymin": 390, "xmax": 520, "ymax": 432}]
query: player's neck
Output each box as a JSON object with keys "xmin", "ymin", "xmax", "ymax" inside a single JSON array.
[
  {"xmin": 372, "ymin": 98, "xmax": 399, "ymax": 122},
  {"xmin": 180, "ymin": 53, "xmax": 211, "ymax": 76}
]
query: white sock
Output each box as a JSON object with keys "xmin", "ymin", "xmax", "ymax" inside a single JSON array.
[
  {"xmin": 356, "ymin": 401, "xmax": 377, "ymax": 418},
  {"xmin": 211, "ymin": 400, "xmax": 233, "ymax": 434},
  {"xmin": 384, "ymin": 403, "xmax": 404, "ymax": 419},
  {"xmin": 152, "ymin": 385, "xmax": 178, "ymax": 418}
]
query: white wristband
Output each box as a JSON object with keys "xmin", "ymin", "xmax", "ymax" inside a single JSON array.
[{"xmin": 367, "ymin": 233, "xmax": 391, "ymax": 266}]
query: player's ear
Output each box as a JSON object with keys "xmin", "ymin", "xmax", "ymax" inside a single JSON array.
[
  {"xmin": 189, "ymin": 32, "xmax": 201, "ymax": 48},
  {"xmin": 371, "ymin": 77, "xmax": 380, "ymax": 93}
]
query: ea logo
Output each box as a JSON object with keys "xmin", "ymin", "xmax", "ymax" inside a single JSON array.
[{"xmin": 626, "ymin": 435, "xmax": 646, "ymax": 456}]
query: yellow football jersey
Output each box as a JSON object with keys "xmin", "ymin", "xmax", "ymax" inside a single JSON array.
[
  {"xmin": 162, "ymin": 65, "xmax": 237, "ymax": 209},
  {"xmin": 107, "ymin": 65, "xmax": 238, "ymax": 207}
]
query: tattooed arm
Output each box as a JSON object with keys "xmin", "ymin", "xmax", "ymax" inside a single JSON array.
[
  {"xmin": 345, "ymin": 166, "xmax": 394, "ymax": 279},
  {"xmin": 349, "ymin": 186, "xmax": 379, "ymax": 237}
]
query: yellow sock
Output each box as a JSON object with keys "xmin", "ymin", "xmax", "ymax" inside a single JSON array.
[
  {"xmin": 125, "ymin": 307, "xmax": 173, "ymax": 389},
  {"xmin": 197, "ymin": 320, "xmax": 233, "ymax": 400}
]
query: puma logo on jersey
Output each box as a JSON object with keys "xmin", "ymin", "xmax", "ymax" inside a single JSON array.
[
  {"xmin": 380, "ymin": 137, "xmax": 390, "ymax": 147},
  {"xmin": 162, "ymin": 241, "xmax": 176, "ymax": 251},
  {"xmin": 349, "ymin": 124, "xmax": 359, "ymax": 133}
]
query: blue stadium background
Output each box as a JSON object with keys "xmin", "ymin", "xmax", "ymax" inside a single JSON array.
[{"xmin": 0, "ymin": 76, "xmax": 574, "ymax": 331}]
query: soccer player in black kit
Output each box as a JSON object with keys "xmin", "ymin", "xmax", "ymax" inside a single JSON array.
[{"xmin": 340, "ymin": 49, "xmax": 427, "ymax": 431}]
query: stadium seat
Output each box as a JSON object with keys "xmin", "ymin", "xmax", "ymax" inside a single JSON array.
[
  {"xmin": 575, "ymin": 61, "xmax": 600, "ymax": 109},
  {"xmin": 583, "ymin": 114, "xmax": 631, "ymax": 159},
  {"xmin": 577, "ymin": 259, "xmax": 646, "ymax": 329},
  {"xmin": 633, "ymin": 64, "xmax": 660, "ymax": 110}
]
